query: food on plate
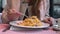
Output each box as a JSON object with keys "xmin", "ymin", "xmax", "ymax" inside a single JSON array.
[{"xmin": 18, "ymin": 16, "xmax": 42, "ymax": 26}]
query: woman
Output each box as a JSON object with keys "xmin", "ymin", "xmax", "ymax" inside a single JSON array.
[{"xmin": 2, "ymin": 0, "xmax": 54, "ymax": 25}]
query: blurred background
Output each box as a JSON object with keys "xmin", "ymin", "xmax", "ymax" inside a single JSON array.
[
  {"xmin": 0, "ymin": 0, "xmax": 2, "ymax": 13},
  {"xmin": 50, "ymin": 0, "xmax": 60, "ymax": 18}
]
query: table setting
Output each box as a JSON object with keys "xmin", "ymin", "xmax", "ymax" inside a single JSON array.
[{"xmin": 0, "ymin": 16, "xmax": 60, "ymax": 34}]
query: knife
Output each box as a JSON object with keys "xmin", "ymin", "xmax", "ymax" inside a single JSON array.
[{"xmin": 2, "ymin": 25, "xmax": 11, "ymax": 32}]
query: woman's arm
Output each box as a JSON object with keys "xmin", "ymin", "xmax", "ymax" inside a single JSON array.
[{"xmin": 2, "ymin": 0, "xmax": 21, "ymax": 24}]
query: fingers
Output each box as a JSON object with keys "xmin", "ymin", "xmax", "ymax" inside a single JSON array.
[
  {"xmin": 10, "ymin": 9, "xmax": 22, "ymax": 15},
  {"xmin": 7, "ymin": 9, "xmax": 21, "ymax": 16},
  {"xmin": 9, "ymin": 9, "xmax": 17, "ymax": 13},
  {"xmin": 7, "ymin": 9, "xmax": 21, "ymax": 21},
  {"xmin": 43, "ymin": 18, "xmax": 52, "ymax": 23},
  {"xmin": 43, "ymin": 19, "xmax": 49, "ymax": 23}
]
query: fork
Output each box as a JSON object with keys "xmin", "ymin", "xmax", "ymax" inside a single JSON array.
[{"xmin": 20, "ymin": 12, "xmax": 29, "ymax": 18}]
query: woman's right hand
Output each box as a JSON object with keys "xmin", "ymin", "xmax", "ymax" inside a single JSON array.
[{"xmin": 7, "ymin": 9, "xmax": 21, "ymax": 21}]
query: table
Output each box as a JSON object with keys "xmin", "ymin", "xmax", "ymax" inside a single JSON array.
[{"xmin": 0, "ymin": 24, "xmax": 60, "ymax": 34}]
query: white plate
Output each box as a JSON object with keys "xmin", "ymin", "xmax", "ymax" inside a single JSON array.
[{"xmin": 10, "ymin": 21, "xmax": 50, "ymax": 29}]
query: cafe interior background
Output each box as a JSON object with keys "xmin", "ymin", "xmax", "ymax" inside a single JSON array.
[{"xmin": 0, "ymin": 0, "xmax": 60, "ymax": 22}]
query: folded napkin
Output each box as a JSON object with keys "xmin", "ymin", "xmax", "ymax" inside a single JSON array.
[{"xmin": 0, "ymin": 24, "xmax": 9, "ymax": 32}]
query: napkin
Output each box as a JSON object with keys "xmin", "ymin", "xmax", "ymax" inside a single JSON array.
[{"xmin": 0, "ymin": 24, "xmax": 9, "ymax": 32}]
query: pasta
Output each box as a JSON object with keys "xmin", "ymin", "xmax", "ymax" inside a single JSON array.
[{"xmin": 18, "ymin": 16, "xmax": 42, "ymax": 26}]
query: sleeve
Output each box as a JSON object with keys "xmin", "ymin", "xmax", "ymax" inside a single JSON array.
[
  {"xmin": 40, "ymin": 0, "xmax": 50, "ymax": 20},
  {"xmin": 45, "ymin": 0, "xmax": 50, "ymax": 18}
]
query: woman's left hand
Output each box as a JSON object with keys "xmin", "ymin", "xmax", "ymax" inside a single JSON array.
[{"xmin": 43, "ymin": 17, "xmax": 54, "ymax": 25}]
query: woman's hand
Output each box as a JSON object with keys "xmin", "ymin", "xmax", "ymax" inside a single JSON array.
[
  {"xmin": 7, "ymin": 9, "xmax": 21, "ymax": 21},
  {"xmin": 43, "ymin": 17, "xmax": 53, "ymax": 26}
]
